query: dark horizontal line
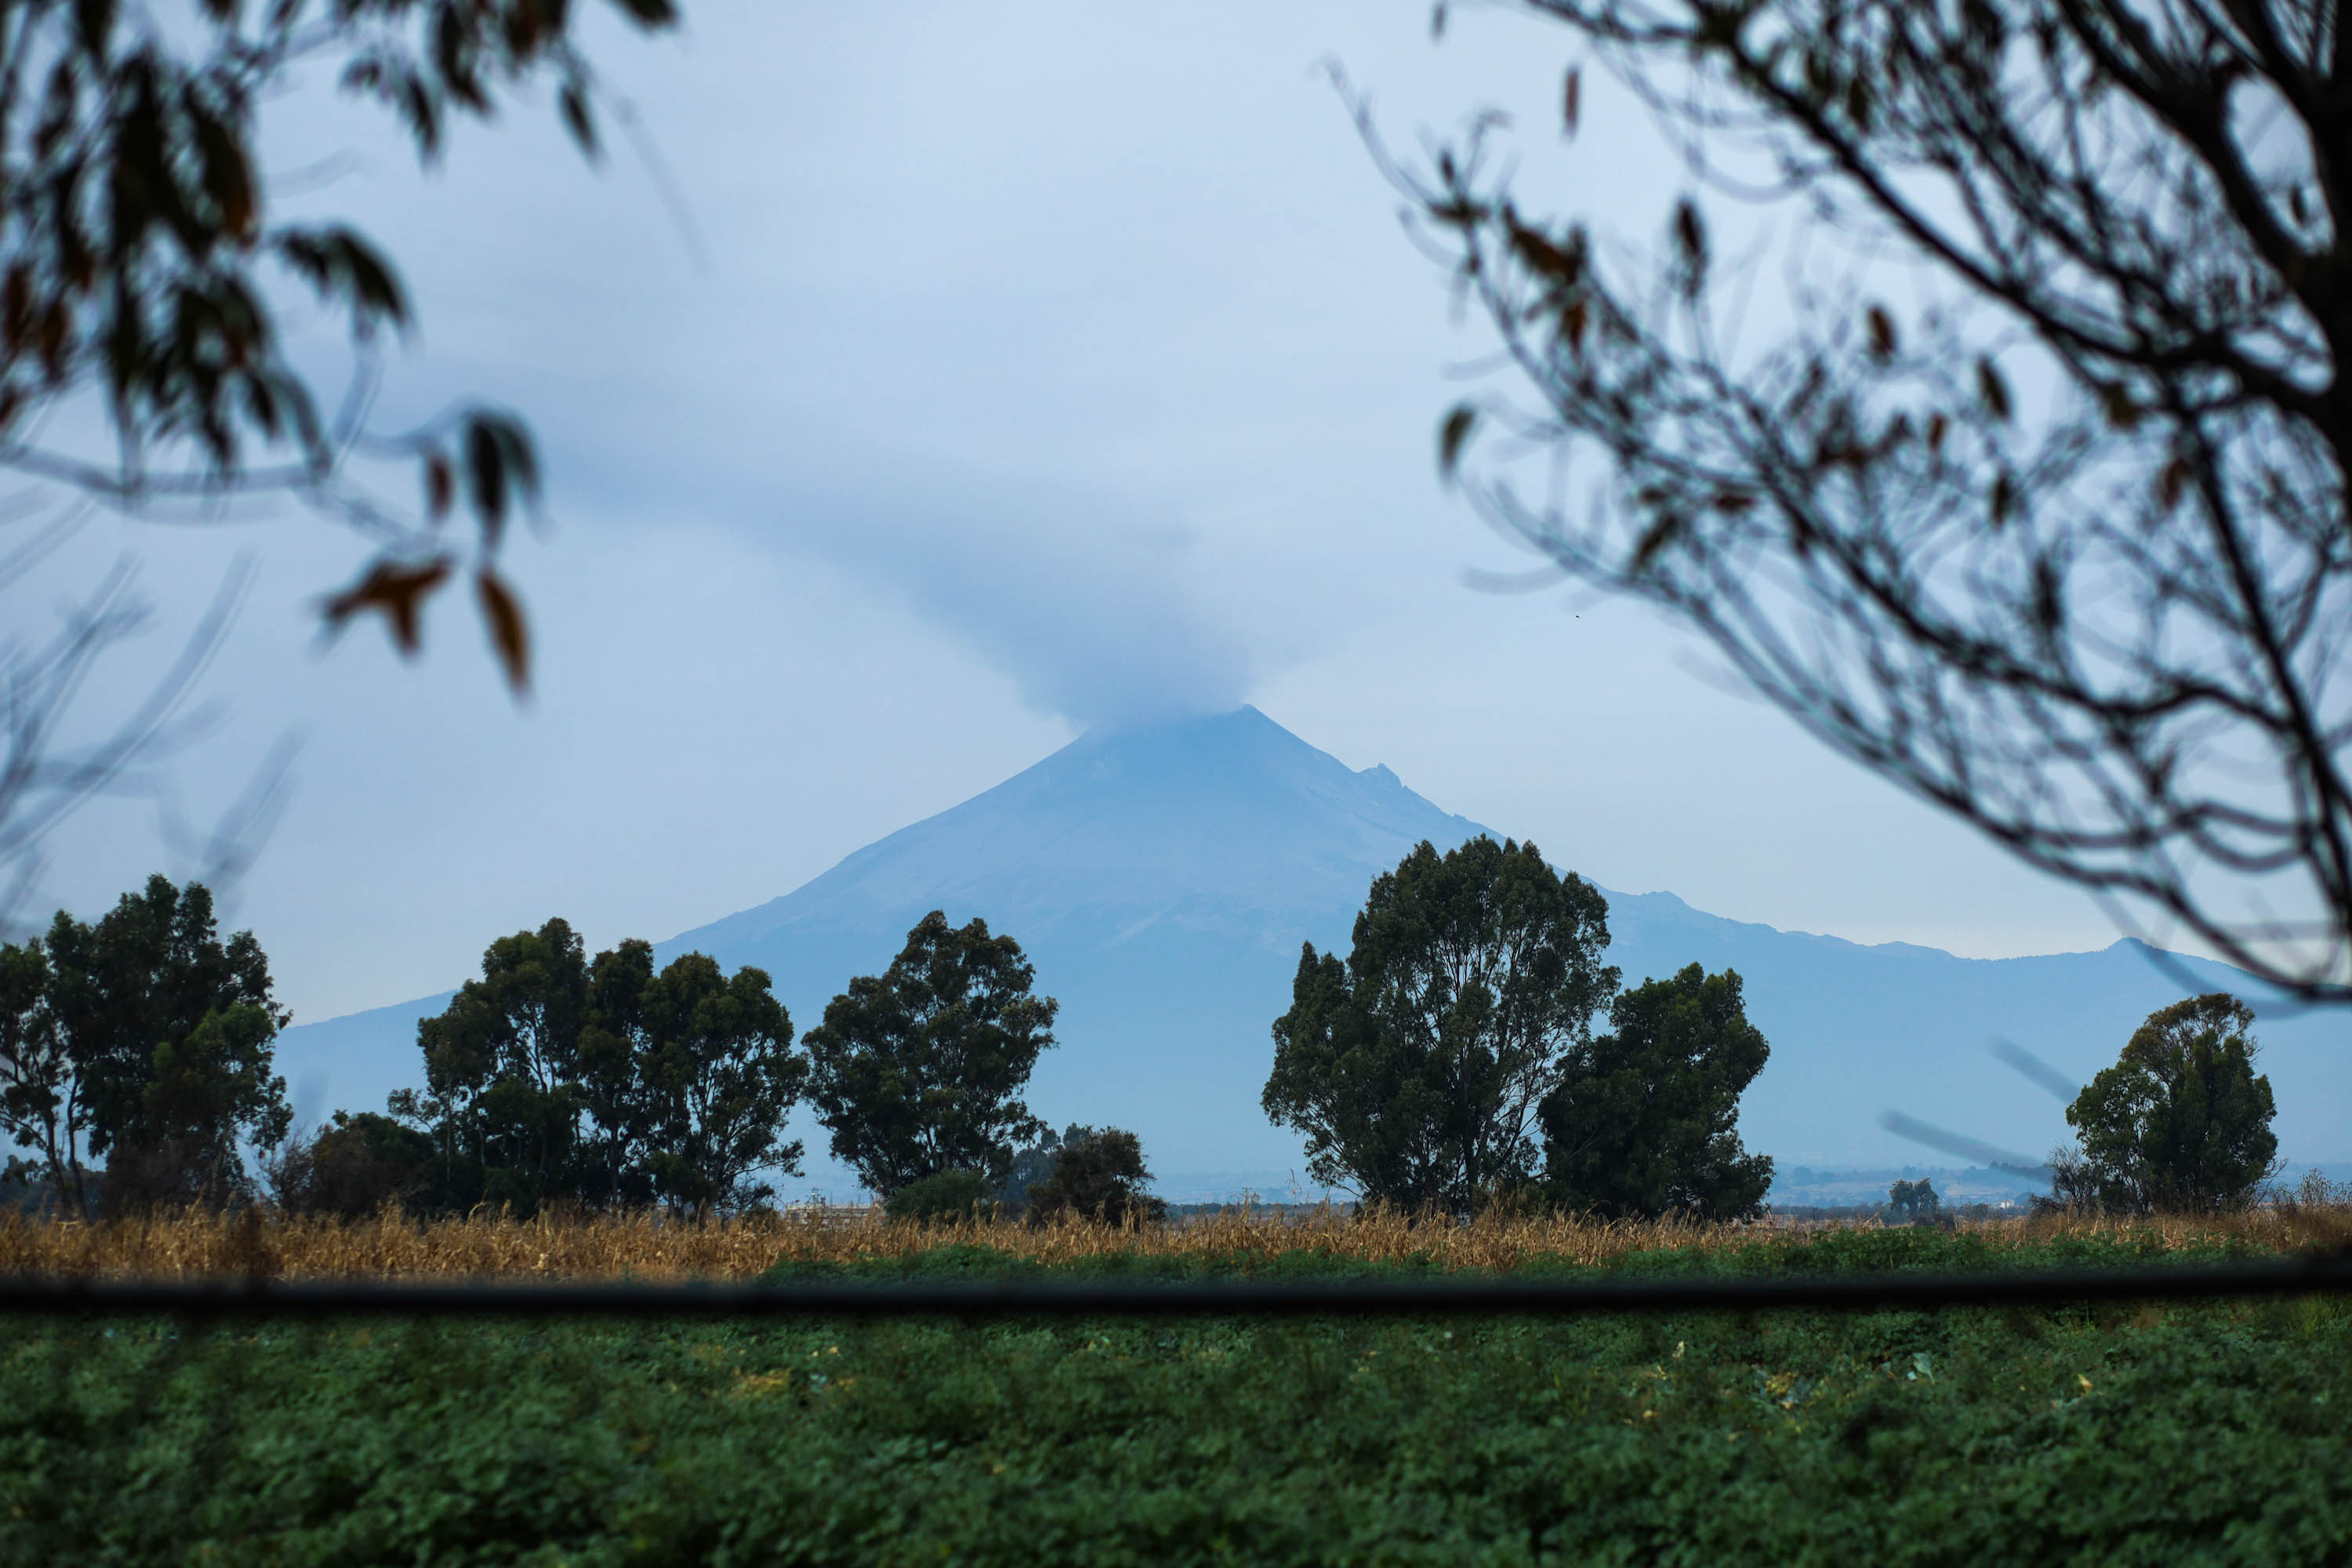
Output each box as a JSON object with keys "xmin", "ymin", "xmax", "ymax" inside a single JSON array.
[{"xmin": 4, "ymin": 1254, "xmax": 2350, "ymax": 1318}]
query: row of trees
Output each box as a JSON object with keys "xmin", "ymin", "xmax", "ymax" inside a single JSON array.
[
  {"xmin": 0, "ymin": 857, "xmax": 2288, "ymax": 1223},
  {"xmin": 310, "ymin": 908, "xmax": 1073, "ymax": 1218},
  {"xmin": 372, "ymin": 918, "xmax": 804, "ymax": 1217},
  {"xmin": 1265, "ymin": 836, "xmax": 1775, "ymax": 1220},
  {"xmin": 1265, "ymin": 836, "xmax": 2292, "ymax": 1220},
  {"xmin": 0, "ymin": 877, "xmax": 1105, "ymax": 1219}
]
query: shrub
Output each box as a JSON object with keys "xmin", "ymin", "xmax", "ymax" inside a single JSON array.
[
  {"xmin": 1886, "ymin": 1178, "xmax": 1941, "ymax": 1225},
  {"xmin": 1025, "ymin": 1128, "xmax": 1166, "ymax": 1226},
  {"xmin": 885, "ymin": 1169, "xmax": 994, "ymax": 1225},
  {"xmin": 268, "ymin": 1112, "xmax": 437, "ymax": 1218}
]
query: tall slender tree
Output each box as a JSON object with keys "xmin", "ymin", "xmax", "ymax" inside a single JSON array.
[
  {"xmin": 416, "ymin": 917, "xmax": 590, "ymax": 1214},
  {"xmin": 0, "ymin": 936, "xmax": 76, "ymax": 1207},
  {"xmin": 575, "ymin": 938, "xmax": 660, "ymax": 1210},
  {"xmin": 639, "ymin": 953, "xmax": 803, "ymax": 1218}
]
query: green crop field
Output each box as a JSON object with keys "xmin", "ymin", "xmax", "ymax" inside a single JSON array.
[{"xmin": 5, "ymin": 1229, "xmax": 2349, "ymax": 1566}]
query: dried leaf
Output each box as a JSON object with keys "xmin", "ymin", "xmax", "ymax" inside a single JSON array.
[
  {"xmin": 1438, "ymin": 404, "xmax": 1478, "ymax": 481},
  {"xmin": 425, "ymin": 452, "xmax": 453, "ymax": 521},
  {"xmin": 1926, "ymin": 412, "xmax": 1950, "ymax": 455},
  {"xmin": 320, "ymin": 557, "xmax": 453, "ymax": 655},
  {"xmin": 191, "ymin": 101, "xmax": 256, "ymax": 241},
  {"xmin": 1563, "ymin": 67, "xmax": 1581, "ymax": 136},
  {"xmin": 2032, "ymin": 557, "xmax": 2064, "ymax": 633},
  {"xmin": 1976, "ymin": 357, "xmax": 2010, "ymax": 421},
  {"xmin": 1632, "ymin": 510, "xmax": 1685, "ymax": 569},
  {"xmin": 73, "ymin": 0, "xmax": 114, "ymax": 53},
  {"xmin": 1845, "ymin": 74, "xmax": 1872, "ymax": 129},
  {"xmin": 476, "ymin": 568, "xmax": 530, "ymax": 694},
  {"xmin": 1, "ymin": 266, "xmax": 28, "ymax": 356},
  {"xmin": 559, "ymin": 81, "xmax": 597, "ymax": 158},
  {"xmin": 2096, "ymin": 381, "xmax": 2138, "ymax": 430},
  {"xmin": 1672, "ymin": 199, "xmax": 1708, "ymax": 296},
  {"xmin": 2156, "ymin": 457, "xmax": 2192, "ymax": 513},
  {"xmin": 1865, "ymin": 306, "xmax": 1896, "ymax": 361},
  {"xmin": 462, "ymin": 414, "xmax": 543, "ymax": 544}
]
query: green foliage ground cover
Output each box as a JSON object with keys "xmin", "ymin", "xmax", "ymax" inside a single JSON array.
[{"xmin": 4, "ymin": 1229, "xmax": 2348, "ymax": 1566}]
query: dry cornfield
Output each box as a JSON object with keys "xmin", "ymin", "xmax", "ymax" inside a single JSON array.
[{"xmin": 0, "ymin": 1199, "xmax": 2345, "ymax": 1282}]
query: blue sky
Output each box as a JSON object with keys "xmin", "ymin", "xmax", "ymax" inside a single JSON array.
[{"xmin": 16, "ymin": 0, "xmax": 2133, "ymax": 1027}]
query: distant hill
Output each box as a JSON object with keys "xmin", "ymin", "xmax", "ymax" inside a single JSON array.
[{"xmin": 275, "ymin": 706, "xmax": 2349, "ymax": 1197}]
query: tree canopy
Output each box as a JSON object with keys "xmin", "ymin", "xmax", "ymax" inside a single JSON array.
[
  {"xmin": 0, "ymin": 873, "xmax": 289, "ymax": 1213},
  {"xmin": 416, "ymin": 916, "xmax": 592, "ymax": 1213},
  {"xmin": 405, "ymin": 920, "xmax": 800, "ymax": 1217},
  {"xmin": 1539, "ymin": 963, "xmax": 1773, "ymax": 1220},
  {"xmin": 1262, "ymin": 836, "xmax": 1616, "ymax": 1213},
  {"xmin": 804, "ymin": 911, "xmax": 1058, "ymax": 1197},
  {"xmin": 635, "ymin": 952, "xmax": 803, "ymax": 1219},
  {"xmin": 1382, "ymin": 0, "xmax": 2352, "ymax": 1003},
  {"xmin": 1025, "ymin": 1126, "xmax": 1166, "ymax": 1227},
  {"xmin": 2066, "ymin": 992, "xmax": 2279, "ymax": 1212}
]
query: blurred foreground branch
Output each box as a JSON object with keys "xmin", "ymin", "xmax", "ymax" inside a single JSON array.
[{"xmin": 1384, "ymin": 0, "xmax": 2352, "ymax": 1002}]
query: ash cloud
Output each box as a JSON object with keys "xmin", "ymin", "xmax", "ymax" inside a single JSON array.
[{"xmin": 776, "ymin": 462, "xmax": 1258, "ymax": 731}]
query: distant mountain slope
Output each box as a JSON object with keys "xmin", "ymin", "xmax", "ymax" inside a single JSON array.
[
  {"xmin": 1597, "ymin": 892, "xmax": 2346, "ymax": 1175},
  {"xmin": 275, "ymin": 707, "xmax": 2349, "ymax": 1188},
  {"xmin": 674, "ymin": 706, "xmax": 1484, "ymax": 958}
]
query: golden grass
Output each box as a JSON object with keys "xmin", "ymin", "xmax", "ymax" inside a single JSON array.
[{"xmin": 0, "ymin": 1200, "xmax": 2343, "ymax": 1283}]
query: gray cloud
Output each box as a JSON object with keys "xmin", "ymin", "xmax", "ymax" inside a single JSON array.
[{"xmin": 775, "ymin": 463, "xmax": 1259, "ymax": 731}]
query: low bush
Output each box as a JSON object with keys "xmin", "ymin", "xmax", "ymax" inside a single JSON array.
[{"xmin": 884, "ymin": 1169, "xmax": 995, "ymax": 1225}]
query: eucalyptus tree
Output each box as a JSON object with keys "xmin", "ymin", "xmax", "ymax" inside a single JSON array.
[
  {"xmin": 637, "ymin": 952, "xmax": 804, "ymax": 1218},
  {"xmin": 2067, "ymin": 992, "xmax": 2280, "ymax": 1211},
  {"xmin": 805, "ymin": 911, "xmax": 1058, "ymax": 1197},
  {"xmin": 1263, "ymin": 836, "xmax": 1617, "ymax": 1213},
  {"xmin": 1541, "ymin": 963, "xmax": 1773, "ymax": 1219},
  {"xmin": 0, "ymin": 875, "xmax": 288, "ymax": 1212},
  {"xmin": 416, "ymin": 917, "xmax": 592, "ymax": 1214}
]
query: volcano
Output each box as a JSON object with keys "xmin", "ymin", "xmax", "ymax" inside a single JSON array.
[{"xmin": 276, "ymin": 706, "xmax": 2350, "ymax": 1198}]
